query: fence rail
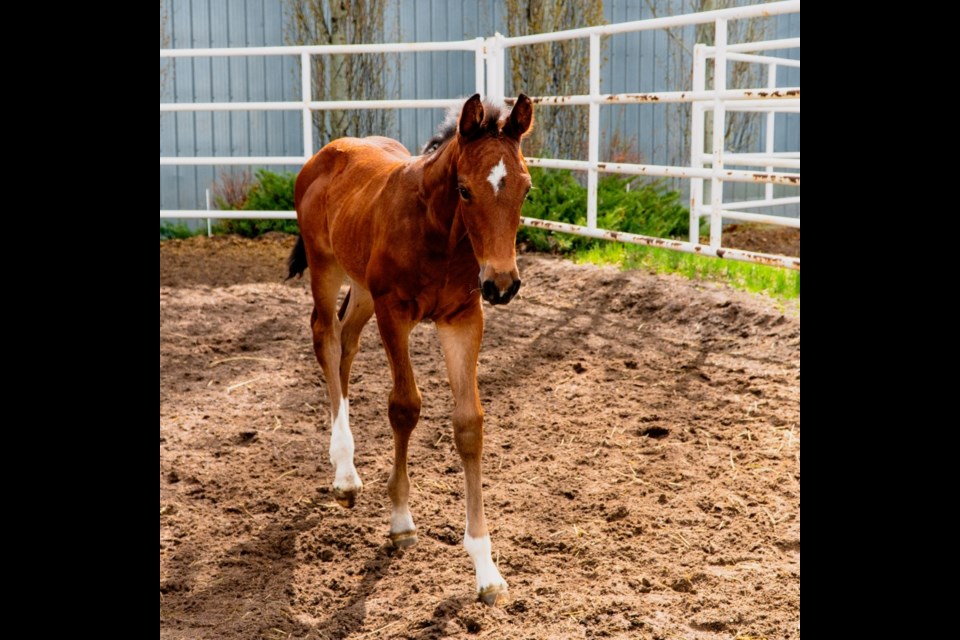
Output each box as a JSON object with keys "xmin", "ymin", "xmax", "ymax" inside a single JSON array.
[{"xmin": 160, "ymin": 0, "xmax": 800, "ymax": 270}]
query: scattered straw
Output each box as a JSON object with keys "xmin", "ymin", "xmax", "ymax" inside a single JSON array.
[
  {"xmin": 275, "ymin": 469, "xmax": 298, "ymax": 481},
  {"xmin": 227, "ymin": 376, "xmax": 265, "ymax": 394},
  {"xmin": 162, "ymin": 331, "xmax": 194, "ymax": 341},
  {"xmin": 209, "ymin": 356, "xmax": 277, "ymax": 368},
  {"xmin": 762, "ymin": 506, "xmax": 779, "ymax": 526},
  {"xmin": 560, "ymin": 609, "xmax": 587, "ymax": 621},
  {"xmin": 357, "ymin": 618, "xmax": 405, "ymax": 638}
]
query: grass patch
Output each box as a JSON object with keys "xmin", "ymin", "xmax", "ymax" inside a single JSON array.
[{"xmin": 574, "ymin": 242, "xmax": 800, "ymax": 300}]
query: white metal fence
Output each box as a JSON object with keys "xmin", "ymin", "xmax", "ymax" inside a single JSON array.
[{"xmin": 160, "ymin": 0, "xmax": 800, "ymax": 270}]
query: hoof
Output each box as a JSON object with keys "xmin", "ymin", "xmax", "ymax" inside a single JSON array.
[
  {"xmin": 478, "ymin": 583, "xmax": 508, "ymax": 606},
  {"xmin": 389, "ymin": 530, "xmax": 418, "ymax": 549},
  {"xmin": 333, "ymin": 487, "xmax": 359, "ymax": 508}
]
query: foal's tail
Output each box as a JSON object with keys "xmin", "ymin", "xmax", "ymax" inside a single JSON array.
[
  {"xmin": 337, "ymin": 288, "xmax": 351, "ymax": 321},
  {"xmin": 287, "ymin": 235, "xmax": 351, "ymax": 320},
  {"xmin": 286, "ymin": 235, "xmax": 308, "ymax": 280}
]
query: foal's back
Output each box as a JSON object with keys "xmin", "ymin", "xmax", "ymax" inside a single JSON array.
[{"xmin": 295, "ymin": 136, "xmax": 416, "ymax": 281}]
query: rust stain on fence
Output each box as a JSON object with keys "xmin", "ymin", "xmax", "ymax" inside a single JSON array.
[
  {"xmin": 605, "ymin": 94, "xmax": 660, "ymax": 102},
  {"xmin": 752, "ymin": 173, "xmax": 800, "ymax": 185},
  {"xmin": 520, "ymin": 218, "xmax": 799, "ymax": 271},
  {"xmin": 743, "ymin": 89, "xmax": 800, "ymax": 99},
  {"xmin": 528, "ymin": 96, "xmax": 578, "ymax": 104}
]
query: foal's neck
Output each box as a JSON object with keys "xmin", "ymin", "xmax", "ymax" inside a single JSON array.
[{"xmin": 419, "ymin": 140, "xmax": 465, "ymax": 253}]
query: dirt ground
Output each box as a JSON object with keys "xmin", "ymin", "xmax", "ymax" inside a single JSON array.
[
  {"xmin": 160, "ymin": 235, "xmax": 800, "ymax": 640},
  {"xmin": 712, "ymin": 225, "xmax": 800, "ymax": 258}
]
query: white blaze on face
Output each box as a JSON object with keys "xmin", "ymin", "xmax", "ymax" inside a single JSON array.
[
  {"xmin": 487, "ymin": 158, "xmax": 508, "ymax": 195},
  {"xmin": 329, "ymin": 398, "xmax": 362, "ymax": 491}
]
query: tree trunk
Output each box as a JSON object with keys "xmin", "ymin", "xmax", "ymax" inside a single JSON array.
[{"xmin": 328, "ymin": 0, "xmax": 349, "ymax": 136}]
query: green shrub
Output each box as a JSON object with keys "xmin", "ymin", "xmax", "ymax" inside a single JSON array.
[
  {"xmin": 160, "ymin": 222, "xmax": 199, "ymax": 240},
  {"xmin": 215, "ymin": 169, "xmax": 299, "ymax": 237},
  {"xmin": 518, "ymin": 168, "xmax": 688, "ymax": 253},
  {"xmin": 596, "ymin": 174, "xmax": 687, "ymax": 239}
]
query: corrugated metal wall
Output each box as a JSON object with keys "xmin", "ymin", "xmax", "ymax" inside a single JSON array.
[{"xmin": 160, "ymin": 0, "xmax": 799, "ymax": 216}]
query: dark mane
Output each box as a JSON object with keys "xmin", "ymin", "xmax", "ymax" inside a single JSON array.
[{"xmin": 421, "ymin": 100, "xmax": 505, "ymax": 155}]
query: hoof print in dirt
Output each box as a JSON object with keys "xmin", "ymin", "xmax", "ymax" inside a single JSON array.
[
  {"xmin": 670, "ymin": 577, "xmax": 696, "ymax": 593},
  {"xmin": 462, "ymin": 616, "xmax": 482, "ymax": 633},
  {"xmin": 639, "ymin": 425, "xmax": 670, "ymax": 439},
  {"xmin": 425, "ymin": 524, "xmax": 460, "ymax": 546},
  {"xmin": 506, "ymin": 599, "xmax": 528, "ymax": 614},
  {"xmin": 235, "ymin": 430, "xmax": 258, "ymax": 444},
  {"xmin": 605, "ymin": 505, "xmax": 630, "ymax": 522}
]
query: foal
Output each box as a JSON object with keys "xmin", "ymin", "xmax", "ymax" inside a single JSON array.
[{"xmin": 289, "ymin": 94, "xmax": 533, "ymax": 604}]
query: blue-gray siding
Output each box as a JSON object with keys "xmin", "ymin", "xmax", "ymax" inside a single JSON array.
[{"xmin": 160, "ymin": 0, "xmax": 799, "ymax": 217}]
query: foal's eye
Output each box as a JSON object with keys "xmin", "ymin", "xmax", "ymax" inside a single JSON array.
[
  {"xmin": 524, "ymin": 186, "xmax": 533, "ymax": 201},
  {"xmin": 458, "ymin": 186, "xmax": 471, "ymax": 200}
]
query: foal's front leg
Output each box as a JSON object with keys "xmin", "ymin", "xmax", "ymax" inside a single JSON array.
[
  {"xmin": 375, "ymin": 302, "xmax": 422, "ymax": 548},
  {"xmin": 437, "ymin": 306, "xmax": 508, "ymax": 605}
]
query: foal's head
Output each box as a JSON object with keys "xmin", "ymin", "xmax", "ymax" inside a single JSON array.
[{"xmin": 453, "ymin": 94, "xmax": 534, "ymax": 306}]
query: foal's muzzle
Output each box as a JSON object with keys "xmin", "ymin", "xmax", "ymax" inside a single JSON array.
[{"xmin": 480, "ymin": 277, "xmax": 521, "ymax": 306}]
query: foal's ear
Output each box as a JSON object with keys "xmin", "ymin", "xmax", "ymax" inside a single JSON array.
[
  {"xmin": 459, "ymin": 94, "xmax": 485, "ymax": 139},
  {"xmin": 505, "ymin": 94, "xmax": 534, "ymax": 140}
]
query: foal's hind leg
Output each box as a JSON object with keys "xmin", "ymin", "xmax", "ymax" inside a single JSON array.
[
  {"xmin": 437, "ymin": 305, "xmax": 507, "ymax": 605},
  {"xmin": 338, "ymin": 285, "xmax": 374, "ymax": 396},
  {"xmin": 374, "ymin": 301, "xmax": 422, "ymax": 548},
  {"xmin": 307, "ymin": 258, "xmax": 363, "ymax": 507}
]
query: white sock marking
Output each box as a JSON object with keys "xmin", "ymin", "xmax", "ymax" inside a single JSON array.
[
  {"xmin": 329, "ymin": 398, "xmax": 362, "ymax": 490},
  {"xmin": 390, "ymin": 507, "xmax": 416, "ymax": 534},
  {"xmin": 487, "ymin": 158, "xmax": 507, "ymax": 195},
  {"xmin": 464, "ymin": 533, "xmax": 507, "ymax": 592}
]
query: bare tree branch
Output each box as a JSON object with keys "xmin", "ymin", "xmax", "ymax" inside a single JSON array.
[
  {"xmin": 286, "ymin": 0, "xmax": 394, "ymax": 146},
  {"xmin": 505, "ymin": 0, "xmax": 605, "ymax": 160}
]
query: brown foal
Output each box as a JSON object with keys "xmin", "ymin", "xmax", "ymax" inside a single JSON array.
[{"xmin": 289, "ymin": 94, "xmax": 533, "ymax": 604}]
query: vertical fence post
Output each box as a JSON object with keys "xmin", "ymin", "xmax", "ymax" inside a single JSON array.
[
  {"xmin": 764, "ymin": 62, "xmax": 777, "ymax": 203},
  {"xmin": 492, "ymin": 33, "xmax": 505, "ymax": 102},
  {"xmin": 488, "ymin": 36, "xmax": 497, "ymax": 100},
  {"xmin": 301, "ymin": 51, "xmax": 313, "ymax": 160},
  {"xmin": 475, "ymin": 37, "xmax": 486, "ymax": 97},
  {"xmin": 206, "ymin": 188, "xmax": 212, "ymax": 237},
  {"xmin": 709, "ymin": 19, "xmax": 727, "ymax": 249},
  {"xmin": 587, "ymin": 33, "xmax": 600, "ymax": 230},
  {"xmin": 690, "ymin": 43, "xmax": 706, "ymax": 244}
]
